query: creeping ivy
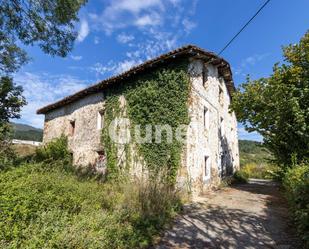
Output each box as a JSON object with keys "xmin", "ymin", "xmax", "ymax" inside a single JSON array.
[{"xmin": 102, "ymin": 61, "xmax": 190, "ymax": 184}]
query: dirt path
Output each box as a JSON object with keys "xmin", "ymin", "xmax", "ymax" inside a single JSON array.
[{"xmin": 154, "ymin": 179, "xmax": 301, "ymax": 249}]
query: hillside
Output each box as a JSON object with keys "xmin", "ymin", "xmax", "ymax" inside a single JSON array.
[
  {"xmin": 10, "ymin": 122, "xmax": 43, "ymax": 142},
  {"xmin": 239, "ymin": 140, "xmax": 272, "ymax": 166}
]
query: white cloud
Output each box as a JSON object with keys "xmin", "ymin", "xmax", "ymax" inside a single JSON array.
[
  {"xmin": 71, "ymin": 55, "xmax": 83, "ymax": 61},
  {"xmin": 14, "ymin": 72, "xmax": 87, "ymax": 128},
  {"xmin": 86, "ymin": 0, "xmax": 198, "ymax": 81},
  {"xmin": 241, "ymin": 53, "xmax": 270, "ymax": 68},
  {"xmin": 77, "ymin": 19, "xmax": 89, "ymax": 42},
  {"xmin": 117, "ymin": 33, "xmax": 135, "ymax": 44},
  {"xmin": 134, "ymin": 13, "xmax": 162, "ymax": 27},
  {"xmin": 90, "ymin": 62, "xmax": 117, "ymax": 76},
  {"xmin": 233, "ymin": 53, "xmax": 271, "ymax": 78},
  {"xmin": 116, "ymin": 59, "xmax": 142, "ymax": 73},
  {"xmin": 137, "ymin": 29, "xmax": 178, "ymax": 59},
  {"xmin": 182, "ymin": 18, "xmax": 197, "ymax": 33},
  {"xmin": 89, "ymin": 28, "xmax": 178, "ymax": 80},
  {"xmin": 90, "ymin": 58, "xmax": 142, "ymax": 77},
  {"xmin": 104, "ymin": 0, "xmax": 164, "ymax": 15},
  {"xmin": 90, "ymin": 0, "xmax": 168, "ymax": 34}
]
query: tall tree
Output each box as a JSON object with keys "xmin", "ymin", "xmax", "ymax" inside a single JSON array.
[
  {"xmin": 0, "ymin": 76, "xmax": 26, "ymax": 166},
  {"xmin": 0, "ymin": 76, "xmax": 26, "ymax": 124},
  {"xmin": 0, "ymin": 0, "xmax": 87, "ymax": 74},
  {"xmin": 231, "ymin": 31, "xmax": 309, "ymax": 166},
  {"xmin": 0, "ymin": 0, "xmax": 87, "ymax": 161}
]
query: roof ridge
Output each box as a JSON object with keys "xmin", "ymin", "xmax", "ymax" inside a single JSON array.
[{"xmin": 37, "ymin": 45, "xmax": 234, "ymax": 114}]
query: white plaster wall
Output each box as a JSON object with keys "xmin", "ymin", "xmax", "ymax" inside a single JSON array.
[
  {"xmin": 184, "ymin": 59, "xmax": 239, "ymax": 194},
  {"xmin": 43, "ymin": 92, "xmax": 105, "ymax": 165}
]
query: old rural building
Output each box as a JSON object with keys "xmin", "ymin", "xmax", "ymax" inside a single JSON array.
[{"xmin": 37, "ymin": 45, "xmax": 239, "ymax": 192}]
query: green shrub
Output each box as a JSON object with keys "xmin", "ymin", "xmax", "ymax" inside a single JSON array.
[
  {"xmin": 240, "ymin": 163, "xmax": 282, "ymax": 180},
  {"xmin": 232, "ymin": 170, "xmax": 249, "ymax": 184},
  {"xmin": 283, "ymin": 164, "xmax": 309, "ymax": 247},
  {"xmin": 0, "ymin": 124, "xmax": 16, "ymax": 171},
  {"xmin": 0, "ymin": 146, "xmax": 16, "ymax": 171},
  {"xmin": 0, "ymin": 162, "xmax": 181, "ymax": 248},
  {"xmin": 34, "ymin": 135, "xmax": 71, "ymax": 165}
]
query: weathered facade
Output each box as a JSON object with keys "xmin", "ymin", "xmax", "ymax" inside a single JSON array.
[{"xmin": 37, "ymin": 45, "xmax": 239, "ymax": 193}]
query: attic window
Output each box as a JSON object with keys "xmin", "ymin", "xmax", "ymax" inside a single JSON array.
[
  {"xmin": 70, "ymin": 120, "xmax": 75, "ymax": 136},
  {"xmin": 202, "ymin": 65, "xmax": 208, "ymax": 88}
]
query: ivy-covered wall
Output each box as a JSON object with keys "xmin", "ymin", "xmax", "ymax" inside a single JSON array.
[{"xmin": 102, "ymin": 60, "xmax": 190, "ymax": 184}]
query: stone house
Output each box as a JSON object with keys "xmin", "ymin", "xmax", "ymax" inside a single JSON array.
[{"xmin": 37, "ymin": 45, "xmax": 239, "ymax": 192}]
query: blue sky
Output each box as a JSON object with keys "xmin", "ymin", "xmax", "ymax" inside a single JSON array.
[{"xmin": 15, "ymin": 0, "xmax": 309, "ymax": 141}]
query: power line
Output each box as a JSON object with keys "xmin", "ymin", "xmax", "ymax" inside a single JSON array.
[{"xmin": 218, "ymin": 0, "xmax": 271, "ymax": 55}]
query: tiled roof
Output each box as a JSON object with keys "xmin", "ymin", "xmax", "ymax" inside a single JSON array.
[{"xmin": 37, "ymin": 45, "xmax": 235, "ymax": 114}]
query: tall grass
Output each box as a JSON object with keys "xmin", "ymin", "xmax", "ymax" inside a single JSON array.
[{"xmin": 0, "ymin": 137, "xmax": 183, "ymax": 248}]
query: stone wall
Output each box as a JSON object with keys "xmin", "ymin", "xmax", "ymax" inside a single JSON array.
[
  {"xmin": 181, "ymin": 59, "xmax": 239, "ymax": 194},
  {"xmin": 41, "ymin": 59, "xmax": 239, "ymax": 194},
  {"xmin": 43, "ymin": 92, "xmax": 105, "ymax": 166}
]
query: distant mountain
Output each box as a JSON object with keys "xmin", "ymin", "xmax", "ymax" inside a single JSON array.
[{"xmin": 10, "ymin": 122, "xmax": 43, "ymax": 142}]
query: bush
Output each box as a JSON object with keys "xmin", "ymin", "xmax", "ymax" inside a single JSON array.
[
  {"xmin": 0, "ymin": 124, "xmax": 16, "ymax": 171},
  {"xmin": 0, "ymin": 145, "xmax": 16, "ymax": 171},
  {"xmin": 240, "ymin": 163, "xmax": 282, "ymax": 180},
  {"xmin": 0, "ymin": 136, "xmax": 183, "ymax": 248},
  {"xmin": 34, "ymin": 135, "xmax": 72, "ymax": 165},
  {"xmin": 283, "ymin": 164, "xmax": 309, "ymax": 247},
  {"xmin": 0, "ymin": 161, "xmax": 182, "ymax": 248},
  {"xmin": 232, "ymin": 170, "xmax": 249, "ymax": 184}
]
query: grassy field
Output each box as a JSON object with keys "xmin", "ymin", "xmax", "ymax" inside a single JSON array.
[
  {"xmin": 0, "ymin": 137, "xmax": 183, "ymax": 248},
  {"xmin": 12, "ymin": 144, "xmax": 37, "ymax": 157}
]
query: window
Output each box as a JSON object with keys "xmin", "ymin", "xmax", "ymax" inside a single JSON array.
[
  {"xmin": 70, "ymin": 120, "xmax": 75, "ymax": 136},
  {"xmin": 219, "ymin": 86, "xmax": 224, "ymax": 106},
  {"xmin": 95, "ymin": 150, "xmax": 107, "ymax": 172},
  {"xmin": 202, "ymin": 65, "xmax": 208, "ymax": 88},
  {"xmin": 220, "ymin": 117, "xmax": 224, "ymax": 137},
  {"xmin": 97, "ymin": 110, "xmax": 105, "ymax": 130},
  {"xmin": 203, "ymin": 107, "xmax": 209, "ymax": 130},
  {"xmin": 204, "ymin": 156, "xmax": 210, "ymax": 179}
]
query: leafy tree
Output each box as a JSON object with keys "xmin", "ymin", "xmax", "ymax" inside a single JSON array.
[
  {"xmin": 0, "ymin": 76, "xmax": 26, "ymax": 124},
  {"xmin": 231, "ymin": 31, "xmax": 309, "ymax": 166},
  {"xmin": 0, "ymin": 77, "xmax": 26, "ymax": 165},
  {"xmin": 0, "ymin": 0, "xmax": 87, "ymax": 162},
  {"xmin": 0, "ymin": 0, "xmax": 87, "ymax": 74}
]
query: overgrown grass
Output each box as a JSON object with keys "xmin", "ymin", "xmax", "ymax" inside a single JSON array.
[
  {"xmin": 0, "ymin": 162, "xmax": 182, "ymax": 248},
  {"xmin": 0, "ymin": 137, "xmax": 183, "ymax": 248},
  {"xmin": 12, "ymin": 144, "xmax": 36, "ymax": 157},
  {"xmin": 239, "ymin": 163, "xmax": 282, "ymax": 180}
]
